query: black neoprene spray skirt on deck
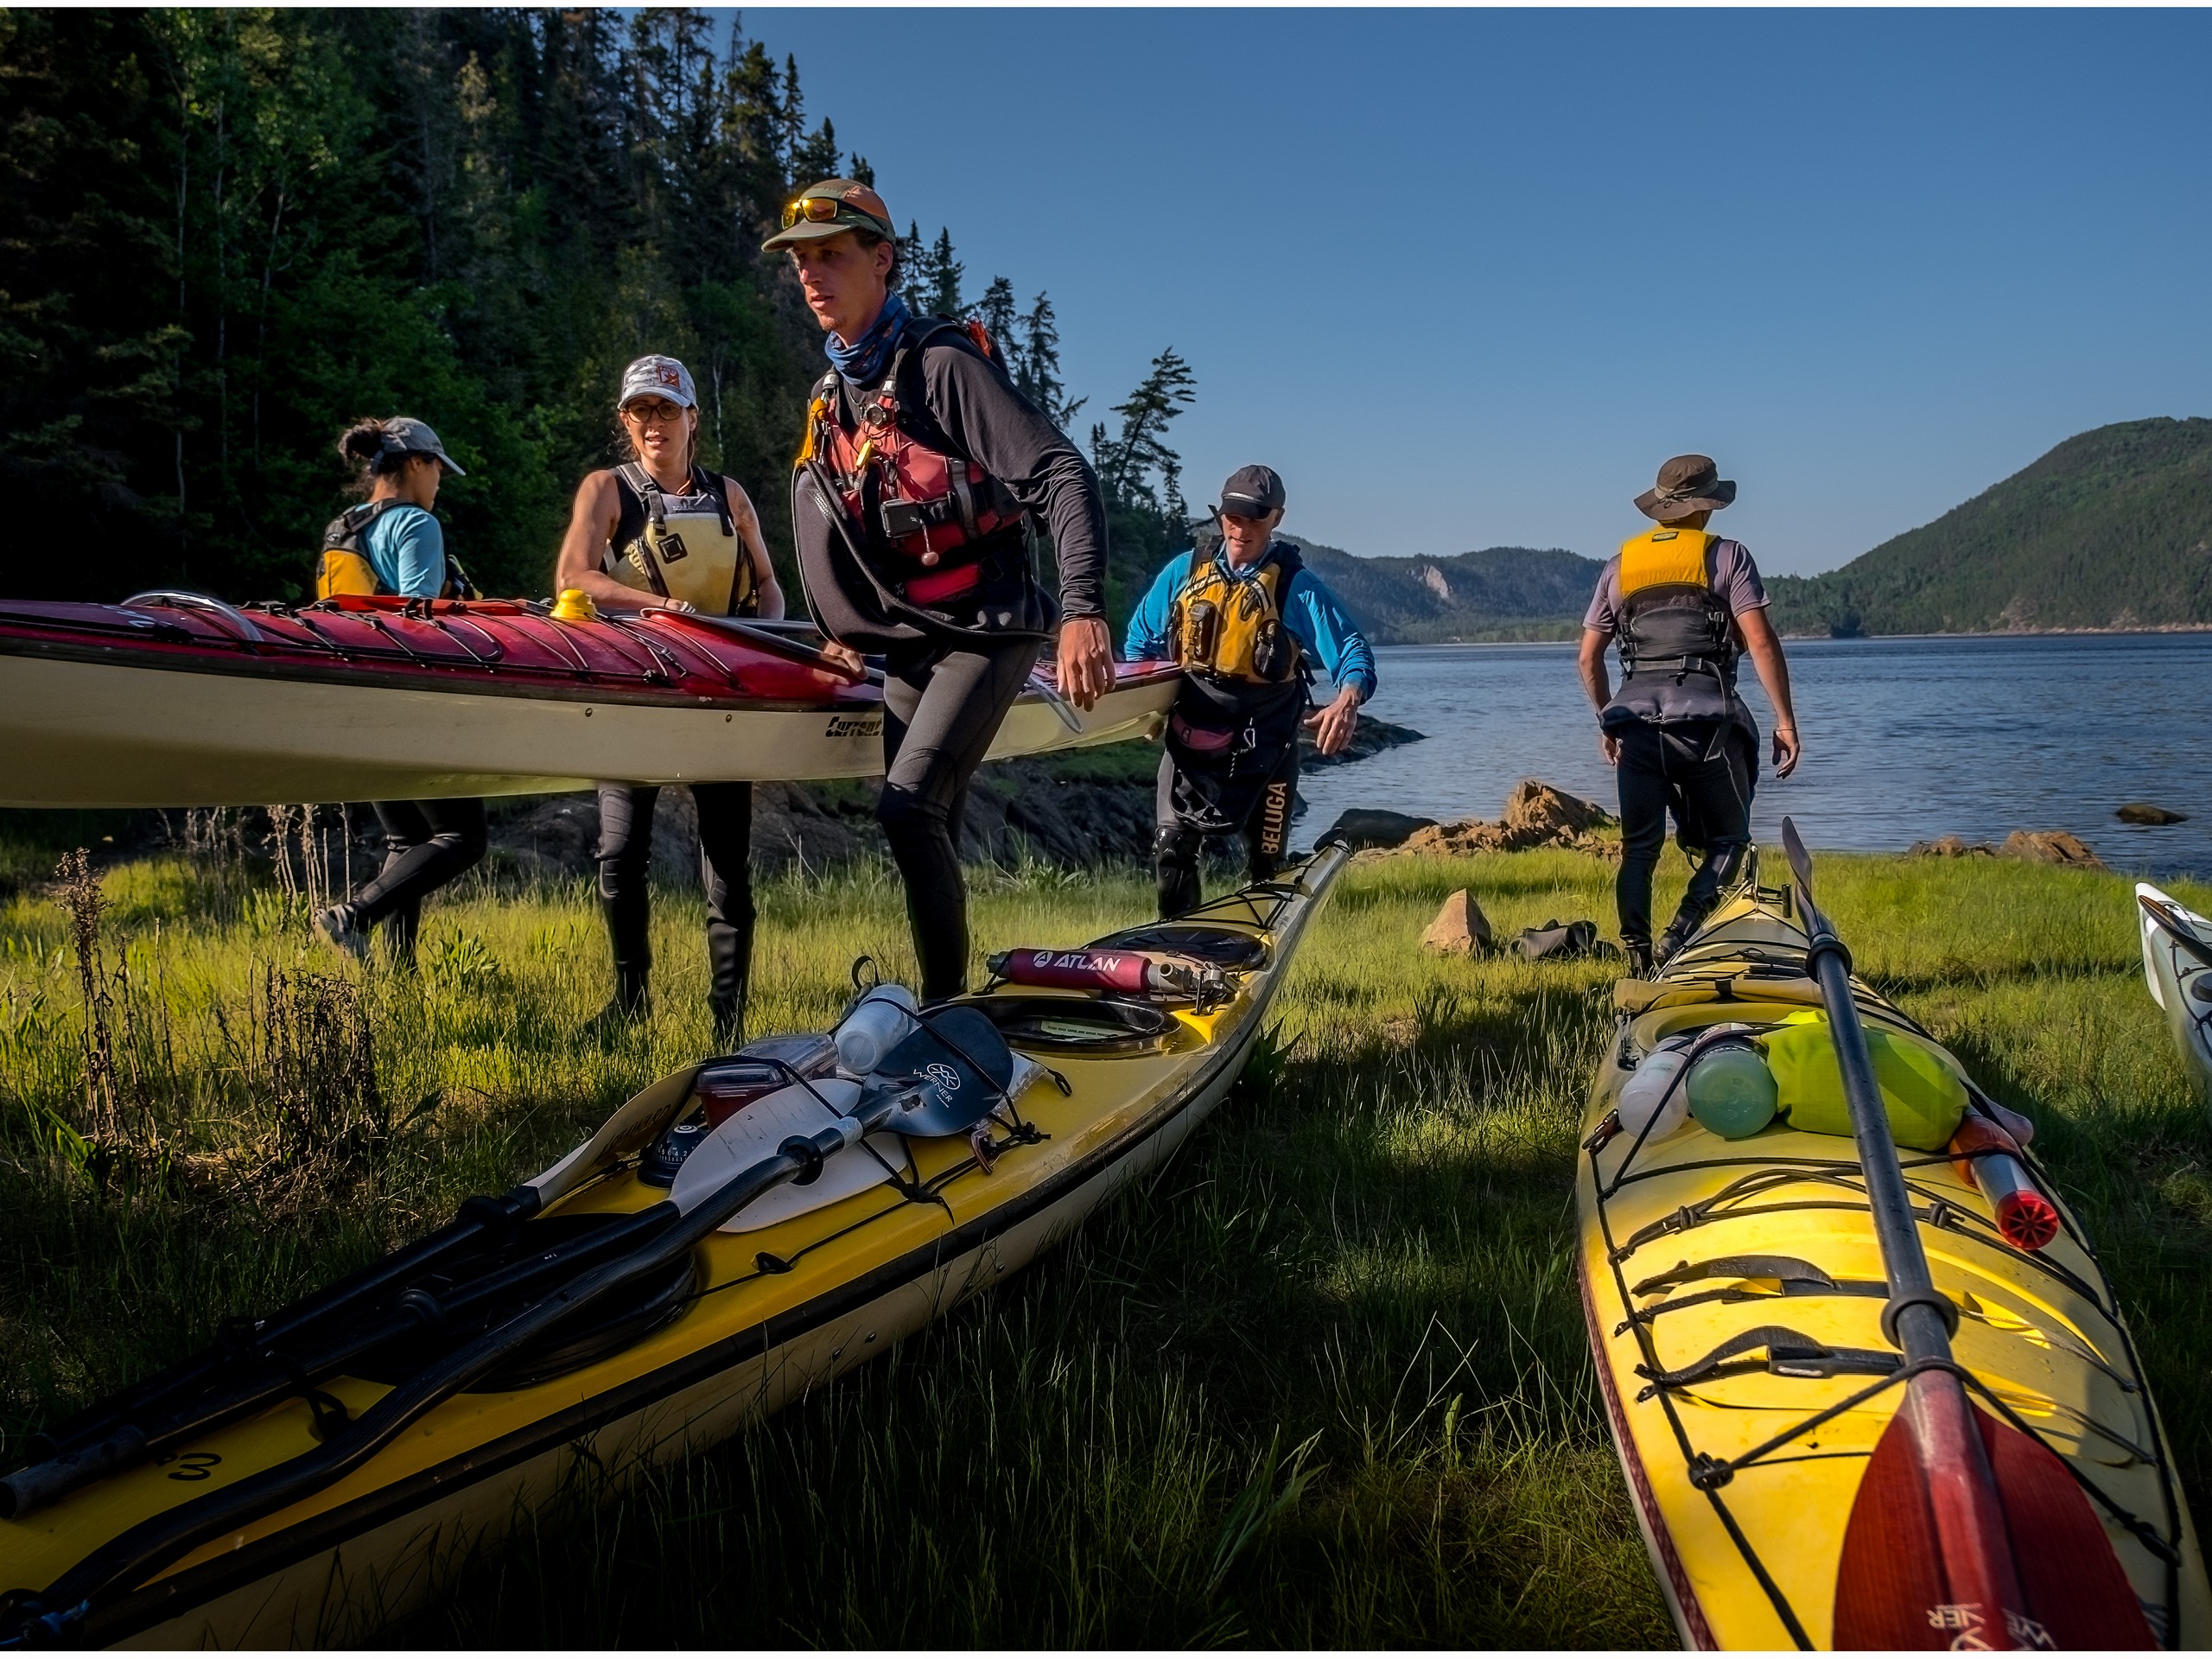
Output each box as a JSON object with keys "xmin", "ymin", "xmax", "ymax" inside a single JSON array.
[{"xmin": 878, "ymin": 636, "xmax": 1037, "ymax": 1001}]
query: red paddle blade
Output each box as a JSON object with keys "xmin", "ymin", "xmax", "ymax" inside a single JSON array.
[{"xmin": 1834, "ymin": 1403, "xmax": 2155, "ymax": 1649}]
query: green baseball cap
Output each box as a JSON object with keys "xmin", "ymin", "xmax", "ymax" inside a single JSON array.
[{"xmin": 762, "ymin": 178, "xmax": 896, "ymax": 252}]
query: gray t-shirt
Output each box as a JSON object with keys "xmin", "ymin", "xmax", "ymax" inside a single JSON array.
[{"xmin": 1582, "ymin": 537, "xmax": 1769, "ymax": 636}]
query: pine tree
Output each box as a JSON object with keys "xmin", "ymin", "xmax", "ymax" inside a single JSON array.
[
  {"xmin": 976, "ymin": 276, "xmax": 1020, "ymax": 364},
  {"xmin": 1095, "ymin": 347, "xmax": 1196, "ymax": 510},
  {"xmin": 1012, "ymin": 291, "xmax": 1084, "ymax": 429},
  {"xmin": 790, "ymin": 117, "xmax": 840, "ymax": 188},
  {"xmin": 918, "ymin": 226, "xmax": 965, "ymax": 319}
]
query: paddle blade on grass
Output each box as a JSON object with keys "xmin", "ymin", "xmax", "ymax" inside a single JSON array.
[{"xmin": 1833, "ymin": 1401, "xmax": 2154, "ymax": 1649}]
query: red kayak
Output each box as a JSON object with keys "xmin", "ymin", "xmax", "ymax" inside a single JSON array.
[{"xmin": 0, "ymin": 592, "xmax": 1180, "ymax": 807}]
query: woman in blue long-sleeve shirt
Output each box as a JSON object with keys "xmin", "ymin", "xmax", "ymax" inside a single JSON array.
[{"xmin": 1124, "ymin": 464, "xmax": 1376, "ymax": 917}]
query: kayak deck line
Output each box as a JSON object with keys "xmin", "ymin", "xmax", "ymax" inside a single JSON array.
[
  {"xmin": 1580, "ymin": 864, "xmax": 2208, "ymax": 1649},
  {"xmin": 0, "ymin": 849, "xmax": 1348, "ymax": 1648}
]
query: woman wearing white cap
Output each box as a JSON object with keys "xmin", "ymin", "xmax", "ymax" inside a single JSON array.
[
  {"xmin": 552, "ymin": 355, "xmax": 785, "ymax": 1042},
  {"xmin": 313, "ymin": 416, "xmax": 486, "ymax": 965}
]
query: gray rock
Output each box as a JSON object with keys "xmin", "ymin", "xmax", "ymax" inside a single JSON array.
[
  {"xmin": 1320, "ymin": 808, "xmax": 1438, "ymax": 851},
  {"xmin": 2117, "ymin": 801, "xmax": 2189, "ymax": 825}
]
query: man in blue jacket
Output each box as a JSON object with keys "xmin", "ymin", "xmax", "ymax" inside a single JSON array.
[{"xmin": 1125, "ymin": 465, "xmax": 1376, "ymax": 917}]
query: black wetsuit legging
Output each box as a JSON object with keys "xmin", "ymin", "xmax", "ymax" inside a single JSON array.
[
  {"xmin": 1152, "ymin": 740, "xmax": 1300, "ymax": 919},
  {"xmin": 1614, "ymin": 718, "xmax": 1755, "ymax": 956},
  {"xmin": 594, "ymin": 781, "xmax": 755, "ymax": 1034},
  {"xmin": 878, "ymin": 635, "xmax": 1037, "ymax": 1001},
  {"xmin": 349, "ymin": 798, "xmax": 489, "ymax": 960}
]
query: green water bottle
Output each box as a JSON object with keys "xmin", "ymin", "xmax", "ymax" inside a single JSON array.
[{"xmin": 1686, "ymin": 1043, "xmax": 1778, "ymax": 1140}]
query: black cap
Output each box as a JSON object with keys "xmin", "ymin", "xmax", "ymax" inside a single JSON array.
[{"xmin": 1218, "ymin": 464, "xmax": 1286, "ymax": 519}]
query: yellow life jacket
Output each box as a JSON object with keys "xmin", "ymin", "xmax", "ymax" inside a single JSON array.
[
  {"xmin": 1605, "ymin": 525, "xmax": 1738, "ymax": 726},
  {"xmin": 1169, "ymin": 547, "xmax": 1304, "ymax": 685},
  {"xmin": 606, "ymin": 463, "xmax": 757, "ymax": 617},
  {"xmin": 1619, "ymin": 524, "xmax": 1714, "ymax": 598},
  {"xmin": 315, "ymin": 501, "xmax": 473, "ymax": 600}
]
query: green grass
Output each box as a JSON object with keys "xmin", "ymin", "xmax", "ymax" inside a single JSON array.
[{"xmin": 2, "ymin": 837, "xmax": 2210, "ymax": 1645}]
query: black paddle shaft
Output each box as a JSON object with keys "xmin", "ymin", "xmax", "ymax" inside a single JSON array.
[{"xmin": 1781, "ymin": 820, "xmax": 1958, "ymax": 1367}]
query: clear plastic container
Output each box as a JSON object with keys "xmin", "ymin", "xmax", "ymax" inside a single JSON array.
[
  {"xmin": 833, "ymin": 984, "xmax": 919, "ymax": 1075},
  {"xmin": 1618, "ymin": 1040, "xmax": 1694, "ymax": 1141}
]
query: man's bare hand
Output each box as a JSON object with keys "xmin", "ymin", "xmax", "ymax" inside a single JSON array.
[
  {"xmin": 1773, "ymin": 723, "xmax": 1802, "ymax": 779},
  {"xmin": 1599, "ymin": 728, "xmax": 1621, "ymax": 766},
  {"xmin": 1304, "ymin": 686, "xmax": 1362, "ymax": 756},
  {"xmin": 1054, "ymin": 616, "xmax": 1114, "ymax": 710},
  {"xmin": 818, "ymin": 639, "xmax": 868, "ymax": 678}
]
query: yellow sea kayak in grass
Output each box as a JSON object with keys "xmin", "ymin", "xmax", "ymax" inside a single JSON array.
[
  {"xmin": 1579, "ymin": 861, "xmax": 2209, "ymax": 1649},
  {"xmin": 0, "ymin": 848, "xmax": 1346, "ymax": 1649}
]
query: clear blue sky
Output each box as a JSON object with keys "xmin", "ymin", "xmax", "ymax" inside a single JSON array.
[{"xmin": 740, "ymin": 7, "xmax": 2211, "ymax": 576}]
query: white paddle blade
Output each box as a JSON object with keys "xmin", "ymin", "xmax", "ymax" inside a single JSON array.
[
  {"xmin": 525, "ymin": 1065, "xmax": 702, "ymax": 1205},
  {"xmin": 667, "ymin": 1077, "xmax": 905, "ymax": 1232}
]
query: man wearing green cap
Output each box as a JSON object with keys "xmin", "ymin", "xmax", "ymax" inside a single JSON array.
[{"xmin": 765, "ymin": 178, "xmax": 1112, "ymax": 1001}]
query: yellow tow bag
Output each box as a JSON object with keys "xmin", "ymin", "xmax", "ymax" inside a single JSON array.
[{"xmin": 1762, "ymin": 1013, "xmax": 1967, "ymax": 1150}]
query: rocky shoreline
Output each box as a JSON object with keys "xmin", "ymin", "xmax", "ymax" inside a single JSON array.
[{"xmin": 481, "ymin": 715, "xmax": 1433, "ymax": 883}]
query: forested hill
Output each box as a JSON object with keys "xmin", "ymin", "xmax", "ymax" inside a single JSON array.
[
  {"xmin": 0, "ymin": 10, "xmax": 1194, "ymax": 605},
  {"xmin": 1767, "ymin": 417, "xmax": 2212, "ymax": 637},
  {"xmin": 1283, "ymin": 538, "xmax": 1600, "ymax": 644}
]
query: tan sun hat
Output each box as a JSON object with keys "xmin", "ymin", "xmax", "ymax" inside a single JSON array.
[{"xmin": 1635, "ymin": 454, "xmax": 1736, "ymax": 521}]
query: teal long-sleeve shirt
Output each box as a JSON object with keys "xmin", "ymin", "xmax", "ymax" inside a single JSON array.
[{"xmin": 1122, "ymin": 542, "xmax": 1378, "ymax": 701}]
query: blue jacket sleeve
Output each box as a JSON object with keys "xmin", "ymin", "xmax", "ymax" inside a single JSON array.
[
  {"xmin": 1122, "ymin": 553, "xmax": 1192, "ymax": 662},
  {"xmin": 1281, "ymin": 570, "xmax": 1377, "ymax": 700}
]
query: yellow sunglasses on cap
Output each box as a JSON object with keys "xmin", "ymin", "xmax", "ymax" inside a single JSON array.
[{"xmin": 780, "ymin": 188, "xmax": 891, "ymax": 233}]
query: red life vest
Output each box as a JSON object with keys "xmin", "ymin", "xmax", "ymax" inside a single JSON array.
[{"xmin": 800, "ymin": 317, "xmax": 1026, "ymax": 606}]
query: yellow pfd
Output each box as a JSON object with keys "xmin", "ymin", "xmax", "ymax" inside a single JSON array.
[
  {"xmin": 314, "ymin": 501, "xmax": 473, "ymax": 600},
  {"xmin": 605, "ymin": 463, "xmax": 758, "ymax": 617},
  {"xmin": 1169, "ymin": 547, "xmax": 1304, "ymax": 685},
  {"xmin": 1606, "ymin": 525, "xmax": 1738, "ymax": 725}
]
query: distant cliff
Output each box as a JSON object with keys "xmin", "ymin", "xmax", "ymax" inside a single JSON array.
[
  {"xmin": 1282, "ymin": 537, "xmax": 1599, "ymax": 645},
  {"xmin": 1767, "ymin": 417, "xmax": 2212, "ymax": 637}
]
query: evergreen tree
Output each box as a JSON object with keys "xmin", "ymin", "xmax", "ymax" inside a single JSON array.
[
  {"xmin": 976, "ymin": 276, "xmax": 1020, "ymax": 362},
  {"xmin": 1012, "ymin": 291, "xmax": 1084, "ymax": 430},
  {"xmin": 0, "ymin": 10, "xmax": 1173, "ymax": 616}
]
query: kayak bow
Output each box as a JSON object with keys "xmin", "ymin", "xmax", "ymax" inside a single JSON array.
[
  {"xmin": 1580, "ymin": 833, "xmax": 2208, "ymax": 1649},
  {"xmin": 0, "ymin": 849, "xmax": 1345, "ymax": 1648}
]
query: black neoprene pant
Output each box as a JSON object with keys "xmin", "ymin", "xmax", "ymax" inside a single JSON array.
[
  {"xmin": 594, "ymin": 781, "xmax": 755, "ymax": 1034},
  {"xmin": 1613, "ymin": 720, "xmax": 1755, "ymax": 954},
  {"xmin": 349, "ymin": 798, "xmax": 488, "ymax": 958},
  {"xmin": 1152, "ymin": 744, "xmax": 1300, "ymax": 919},
  {"xmin": 878, "ymin": 635, "xmax": 1036, "ymax": 1001}
]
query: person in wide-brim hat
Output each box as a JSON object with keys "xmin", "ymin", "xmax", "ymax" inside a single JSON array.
[
  {"xmin": 1577, "ymin": 454, "xmax": 1803, "ymax": 978},
  {"xmin": 1634, "ymin": 453, "xmax": 1738, "ymax": 521}
]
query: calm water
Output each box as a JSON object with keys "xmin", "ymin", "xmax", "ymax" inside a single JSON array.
[{"xmin": 1298, "ymin": 633, "xmax": 2212, "ymax": 879}]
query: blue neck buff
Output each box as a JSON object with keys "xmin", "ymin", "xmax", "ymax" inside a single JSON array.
[{"xmin": 825, "ymin": 291, "xmax": 911, "ymax": 386}]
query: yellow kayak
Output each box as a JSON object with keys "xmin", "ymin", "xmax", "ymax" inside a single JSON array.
[
  {"xmin": 1579, "ymin": 861, "xmax": 2209, "ymax": 1649},
  {"xmin": 0, "ymin": 848, "xmax": 1346, "ymax": 1648}
]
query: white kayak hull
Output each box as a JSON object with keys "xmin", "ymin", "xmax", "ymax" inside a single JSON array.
[
  {"xmin": 2137, "ymin": 880, "xmax": 2212, "ymax": 1116},
  {"xmin": 0, "ymin": 654, "xmax": 1174, "ymax": 808}
]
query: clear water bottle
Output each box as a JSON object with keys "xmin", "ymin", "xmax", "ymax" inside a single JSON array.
[
  {"xmin": 1618, "ymin": 1039, "xmax": 1694, "ymax": 1141},
  {"xmin": 834, "ymin": 984, "xmax": 919, "ymax": 1075}
]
